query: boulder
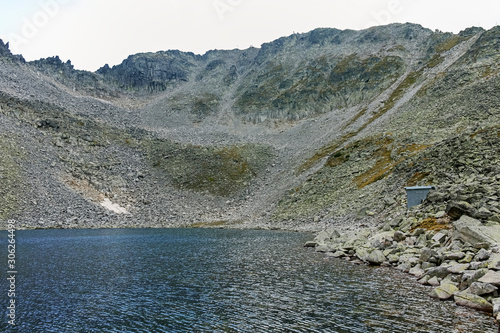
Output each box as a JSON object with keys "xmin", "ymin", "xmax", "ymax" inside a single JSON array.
[
  {"xmin": 393, "ymin": 230, "xmax": 405, "ymax": 242},
  {"xmin": 447, "ymin": 201, "xmax": 477, "ymax": 220},
  {"xmin": 313, "ymin": 231, "xmax": 331, "ymax": 245},
  {"xmin": 469, "ymin": 261, "xmax": 489, "ymax": 270},
  {"xmin": 329, "ymin": 229, "xmax": 341, "ymax": 239},
  {"xmin": 366, "ymin": 249, "xmax": 386, "ymax": 265},
  {"xmin": 418, "ymin": 247, "xmax": 434, "ymax": 263},
  {"xmin": 493, "ymin": 298, "xmax": 500, "ymax": 320},
  {"xmin": 396, "ymin": 262, "xmax": 411, "ymax": 273},
  {"xmin": 304, "ymin": 241, "xmax": 317, "ymax": 248},
  {"xmin": 429, "ymin": 283, "xmax": 459, "ymax": 300},
  {"xmin": 460, "ymin": 269, "xmax": 489, "ymax": 290},
  {"xmin": 447, "ymin": 263, "xmax": 470, "ymax": 274},
  {"xmin": 444, "ymin": 251, "xmax": 466, "ymax": 260},
  {"xmin": 418, "ymin": 275, "xmax": 430, "ymax": 285},
  {"xmin": 478, "ymin": 270, "xmax": 500, "ymax": 286},
  {"xmin": 409, "ymin": 264, "xmax": 425, "ymax": 278},
  {"xmin": 474, "ymin": 207, "xmax": 493, "ymax": 220},
  {"xmin": 468, "ymin": 282, "xmax": 498, "ymax": 296},
  {"xmin": 342, "ymin": 229, "xmax": 372, "ymax": 249},
  {"xmin": 355, "ymin": 247, "xmax": 370, "ymax": 262},
  {"xmin": 454, "ymin": 292, "xmax": 493, "ymax": 312},
  {"xmin": 315, "ymin": 244, "xmax": 333, "ymax": 253},
  {"xmin": 487, "ymin": 253, "xmax": 500, "ymax": 270},
  {"xmin": 431, "ymin": 232, "xmax": 447, "ymax": 244},
  {"xmin": 428, "ymin": 276, "xmax": 441, "ymax": 286},
  {"xmin": 367, "ymin": 231, "xmax": 395, "ymax": 250},
  {"xmin": 425, "ymin": 266, "xmax": 450, "ymax": 279},
  {"xmin": 452, "ymin": 215, "xmax": 500, "ymax": 247},
  {"xmin": 476, "ymin": 248, "xmax": 491, "ymax": 261}
]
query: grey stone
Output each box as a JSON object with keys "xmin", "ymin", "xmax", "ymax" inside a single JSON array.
[
  {"xmin": 469, "ymin": 261, "xmax": 489, "ymax": 270},
  {"xmin": 447, "ymin": 201, "xmax": 477, "ymax": 220},
  {"xmin": 409, "ymin": 264, "xmax": 425, "ymax": 278},
  {"xmin": 429, "ymin": 283, "xmax": 459, "ymax": 300},
  {"xmin": 428, "ymin": 276, "xmax": 441, "ymax": 286},
  {"xmin": 460, "ymin": 269, "xmax": 489, "ymax": 290},
  {"xmin": 468, "ymin": 282, "xmax": 498, "ymax": 296},
  {"xmin": 355, "ymin": 247, "xmax": 370, "ymax": 262},
  {"xmin": 366, "ymin": 249, "xmax": 386, "ymax": 265},
  {"xmin": 487, "ymin": 253, "xmax": 500, "ymax": 269},
  {"xmin": 425, "ymin": 266, "xmax": 450, "ymax": 279},
  {"xmin": 431, "ymin": 232, "xmax": 447, "ymax": 244},
  {"xmin": 454, "ymin": 292, "xmax": 493, "ymax": 312},
  {"xmin": 421, "ymin": 262, "xmax": 436, "ymax": 270},
  {"xmin": 393, "ymin": 230, "xmax": 405, "ymax": 242},
  {"xmin": 477, "ymin": 248, "xmax": 491, "ymax": 261},
  {"xmin": 453, "ymin": 215, "xmax": 500, "ymax": 247},
  {"xmin": 396, "ymin": 262, "xmax": 411, "ymax": 273},
  {"xmin": 419, "ymin": 247, "xmax": 434, "ymax": 263},
  {"xmin": 492, "ymin": 298, "xmax": 500, "ymax": 318},
  {"xmin": 444, "ymin": 251, "xmax": 466, "ymax": 260},
  {"xmin": 447, "ymin": 263, "xmax": 470, "ymax": 274},
  {"xmin": 474, "ymin": 207, "xmax": 493, "ymax": 220},
  {"xmin": 418, "ymin": 275, "xmax": 431, "ymax": 285},
  {"xmin": 313, "ymin": 231, "xmax": 330, "ymax": 245},
  {"xmin": 478, "ymin": 270, "xmax": 500, "ymax": 286}
]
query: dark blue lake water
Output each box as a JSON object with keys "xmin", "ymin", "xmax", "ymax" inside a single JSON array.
[{"xmin": 0, "ymin": 228, "xmax": 497, "ymax": 332}]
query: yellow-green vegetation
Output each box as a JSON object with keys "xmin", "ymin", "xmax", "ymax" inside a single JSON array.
[
  {"xmin": 405, "ymin": 172, "xmax": 431, "ymax": 187},
  {"xmin": 354, "ymin": 140, "xmax": 429, "ymax": 189},
  {"xmin": 410, "ymin": 217, "xmax": 452, "ymax": 233},
  {"xmin": 426, "ymin": 54, "xmax": 445, "ymax": 68},
  {"xmin": 299, "ymin": 70, "xmax": 424, "ymax": 174},
  {"xmin": 0, "ymin": 135, "xmax": 25, "ymax": 220},
  {"xmin": 146, "ymin": 140, "xmax": 273, "ymax": 196},
  {"xmin": 435, "ymin": 35, "xmax": 467, "ymax": 53}
]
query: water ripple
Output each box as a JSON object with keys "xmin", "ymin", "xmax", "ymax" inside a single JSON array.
[{"xmin": 0, "ymin": 228, "xmax": 497, "ymax": 332}]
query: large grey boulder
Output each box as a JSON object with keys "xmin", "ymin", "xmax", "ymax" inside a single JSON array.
[
  {"xmin": 493, "ymin": 298, "xmax": 500, "ymax": 321},
  {"xmin": 468, "ymin": 282, "xmax": 498, "ymax": 296},
  {"xmin": 460, "ymin": 269, "xmax": 489, "ymax": 290},
  {"xmin": 487, "ymin": 253, "xmax": 500, "ymax": 269},
  {"xmin": 366, "ymin": 249, "xmax": 387, "ymax": 265},
  {"xmin": 429, "ymin": 282, "xmax": 459, "ymax": 300},
  {"xmin": 478, "ymin": 270, "xmax": 500, "ymax": 286},
  {"xmin": 425, "ymin": 266, "xmax": 450, "ymax": 279},
  {"xmin": 452, "ymin": 215, "xmax": 500, "ymax": 247},
  {"xmin": 447, "ymin": 201, "xmax": 477, "ymax": 220},
  {"xmin": 313, "ymin": 230, "xmax": 331, "ymax": 245},
  {"xmin": 447, "ymin": 263, "xmax": 470, "ymax": 274},
  {"xmin": 454, "ymin": 292, "xmax": 493, "ymax": 312}
]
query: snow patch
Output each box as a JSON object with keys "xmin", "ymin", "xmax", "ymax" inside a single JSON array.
[{"xmin": 100, "ymin": 198, "xmax": 129, "ymax": 214}]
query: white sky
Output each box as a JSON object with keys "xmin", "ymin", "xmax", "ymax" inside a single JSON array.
[{"xmin": 0, "ymin": 0, "xmax": 499, "ymax": 71}]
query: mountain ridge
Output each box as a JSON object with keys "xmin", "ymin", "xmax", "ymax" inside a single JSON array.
[{"xmin": 0, "ymin": 23, "xmax": 498, "ymax": 231}]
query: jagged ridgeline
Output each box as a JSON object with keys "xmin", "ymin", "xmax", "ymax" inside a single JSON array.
[
  {"xmin": 0, "ymin": 23, "xmax": 499, "ymax": 229},
  {"xmin": 22, "ymin": 24, "xmax": 485, "ymax": 122}
]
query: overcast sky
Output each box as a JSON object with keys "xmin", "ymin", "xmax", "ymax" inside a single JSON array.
[{"xmin": 1, "ymin": 0, "xmax": 499, "ymax": 71}]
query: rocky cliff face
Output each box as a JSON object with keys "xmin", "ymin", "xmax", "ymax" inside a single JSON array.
[{"xmin": 0, "ymin": 23, "xmax": 498, "ymax": 231}]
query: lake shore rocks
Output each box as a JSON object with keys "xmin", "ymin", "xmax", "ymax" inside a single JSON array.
[{"xmin": 307, "ymin": 196, "xmax": 500, "ymax": 325}]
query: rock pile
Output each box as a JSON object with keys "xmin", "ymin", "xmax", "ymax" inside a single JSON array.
[{"xmin": 306, "ymin": 173, "xmax": 500, "ymax": 322}]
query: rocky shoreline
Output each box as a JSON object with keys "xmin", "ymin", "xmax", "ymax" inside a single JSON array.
[{"xmin": 306, "ymin": 180, "xmax": 500, "ymax": 326}]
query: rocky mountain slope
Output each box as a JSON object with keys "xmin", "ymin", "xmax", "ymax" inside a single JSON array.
[{"xmin": 0, "ymin": 23, "xmax": 498, "ymax": 231}]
